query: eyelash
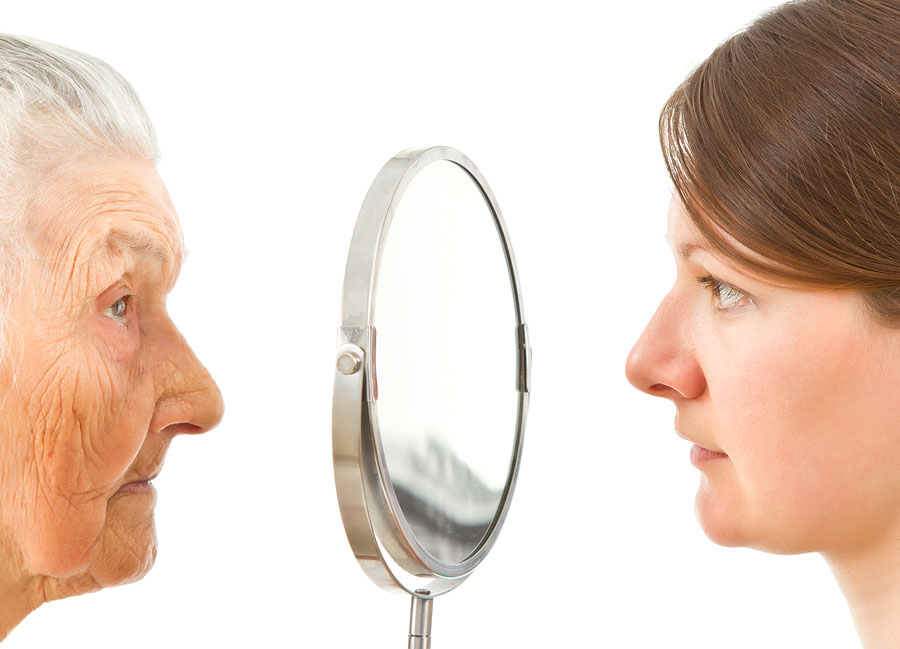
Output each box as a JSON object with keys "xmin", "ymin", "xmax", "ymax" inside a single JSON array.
[
  {"xmin": 104, "ymin": 294, "xmax": 133, "ymax": 321},
  {"xmin": 695, "ymin": 275, "xmax": 754, "ymax": 312}
]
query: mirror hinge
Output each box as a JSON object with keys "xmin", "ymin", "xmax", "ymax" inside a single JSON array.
[{"xmin": 517, "ymin": 323, "xmax": 531, "ymax": 394}]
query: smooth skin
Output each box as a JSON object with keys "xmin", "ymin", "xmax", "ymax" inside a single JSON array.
[
  {"xmin": 626, "ymin": 198, "xmax": 900, "ymax": 648},
  {"xmin": 0, "ymin": 156, "xmax": 223, "ymax": 639}
]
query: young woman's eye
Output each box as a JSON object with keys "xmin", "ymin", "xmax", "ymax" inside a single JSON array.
[
  {"xmin": 103, "ymin": 295, "xmax": 132, "ymax": 320},
  {"xmin": 696, "ymin": 276, "xmax": 754, "ymax": 313}
]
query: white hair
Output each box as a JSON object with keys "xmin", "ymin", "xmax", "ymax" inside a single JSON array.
[{"xmin": 0, "ymin": 34, "xmax": 157, "ymax": 368}]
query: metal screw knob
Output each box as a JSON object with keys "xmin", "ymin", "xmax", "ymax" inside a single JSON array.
[{"xmin": 336, "ymin": 352, "xmax": 361, "ymax": 375}]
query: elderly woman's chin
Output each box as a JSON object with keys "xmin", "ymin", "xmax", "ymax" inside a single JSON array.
[
  {"xmin": 92, "ymin": 493, "xmax": 159, "ymax": 587},
  {"xmin": 25, "ymin": 491, "xmax": 159, "ymax": 599},
  {"xmin": 90, "ymin": 491, "xmax": 159, "ymax": 588}
]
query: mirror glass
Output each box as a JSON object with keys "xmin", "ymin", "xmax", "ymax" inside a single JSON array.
[{"xmin": 374, "ymin": 160, "xmax": 518, "ymax": 564}]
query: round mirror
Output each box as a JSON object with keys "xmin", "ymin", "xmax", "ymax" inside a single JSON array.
[
  {"xmin": 376, "ymin": 159, "xmax": 518, "ymax": 565},
  {"xmin": 333, "ymin": 147, "xmax": 530, "ymax": 646}
]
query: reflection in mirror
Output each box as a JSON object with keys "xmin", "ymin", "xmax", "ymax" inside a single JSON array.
[{"xmin": 375, "ymin": 160, "xmax": 517, "ymax": 564}]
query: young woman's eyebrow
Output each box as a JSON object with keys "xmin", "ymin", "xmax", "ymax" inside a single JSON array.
[{"xmin": 664, "ymin": 234, "xmax": 705, "ymax": 262}]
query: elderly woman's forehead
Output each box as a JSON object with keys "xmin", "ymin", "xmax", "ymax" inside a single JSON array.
[{"xmin": 27, "ymin": 156, "xmax": 183, "ymax": 258}]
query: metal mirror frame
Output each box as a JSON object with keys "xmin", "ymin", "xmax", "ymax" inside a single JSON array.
[{"xmin": 333, "ymin": 146, "xmax": 531, "ymax": 601}]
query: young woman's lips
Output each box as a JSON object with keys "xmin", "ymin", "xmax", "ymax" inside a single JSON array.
[{"xmin": 690, "ymin": 444, "xmax": 729, "ymax": 466}]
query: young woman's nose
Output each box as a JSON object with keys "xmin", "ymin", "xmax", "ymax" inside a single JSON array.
[{"xmin": 625, "ymin": 291, "xmax": 706, "ymax": 401}]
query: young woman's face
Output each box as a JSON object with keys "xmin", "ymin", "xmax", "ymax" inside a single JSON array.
[{"xmin": 626, "ymin": 198, "xmax": 900, "ymax": 557}]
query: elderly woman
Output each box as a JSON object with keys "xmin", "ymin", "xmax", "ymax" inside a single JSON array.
[
  {"xmin": 626, "ymin": 1, "xmax": 900, "ymax": 646},
  {"xmin": 0, "ymin": 36, "xmax": 223, "ymax": 640}
]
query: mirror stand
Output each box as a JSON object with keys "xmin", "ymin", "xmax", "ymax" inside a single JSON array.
[{"xmin": 408, "ymin": 591, "xmax": 433, "ymax": 649}]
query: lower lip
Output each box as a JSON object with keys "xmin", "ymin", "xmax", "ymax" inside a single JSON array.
[
  {"xmin": 690, "ymin": 444, "xmax": 729, "ymax": 467},
  {"xmin": 117, "ymin": 481, "xmax": 156, "ymax": 495}
]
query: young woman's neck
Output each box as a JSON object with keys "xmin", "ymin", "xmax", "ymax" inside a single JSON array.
[{"xmin": 825, "ymin": 531, "xmax": 900, "ymax": 649}]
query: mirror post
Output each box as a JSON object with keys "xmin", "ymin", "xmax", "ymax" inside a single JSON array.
[{"xmin": 408, "ymin": 592, "xmax": 433, "ymax": 649}]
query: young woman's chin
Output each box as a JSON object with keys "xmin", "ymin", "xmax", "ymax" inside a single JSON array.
[
  {"xmin": 694, "ymin": 477, "xmax": 751, "ymax": 549},
  {"xmin": 693, "ymin": 472, "xmax": 827, "ymax": 556},
  {"xmin": 692, "ymin": 464, "xmax": 789, "ymax": 553}
]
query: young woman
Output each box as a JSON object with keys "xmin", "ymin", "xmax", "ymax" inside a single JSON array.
[{"xmin": 626, "ymin": 2, "xmax": 900, "ymax": 646}]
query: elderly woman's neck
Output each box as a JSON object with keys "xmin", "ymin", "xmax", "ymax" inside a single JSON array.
[
  {"xmin": 0, "ymin": 537, "xmax": 45, "ymax": 642},
  {"xmin": 825, "ymin": 531, "xmax": 900, "ymax": 649}
]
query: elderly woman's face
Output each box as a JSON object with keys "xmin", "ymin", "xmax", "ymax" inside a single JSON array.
[
  {"xmin": 626, "ymin": 198, "xmax": 900, "ymax": 558},
  {"xmin": 0, "ymin": 156, "xmax": 222, "ymax": 593}
]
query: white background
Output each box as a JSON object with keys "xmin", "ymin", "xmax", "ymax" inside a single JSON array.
[{"xmin": 4, "ymin": 1, "xmax": 860, "ymax": 648}]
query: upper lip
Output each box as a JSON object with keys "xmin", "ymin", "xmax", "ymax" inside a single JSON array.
[
  {"xmin": 119, "ymin": 467, "xmax": 161, "ymax": 488},
  {"xmin": 675, "ymin": 428, "xmax": 726, "ymax": 455}
]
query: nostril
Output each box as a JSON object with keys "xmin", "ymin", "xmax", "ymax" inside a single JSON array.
[
  {"xmin": 161, "ymin": 423, "xmax": 204, "ymax": 436},
  {"xmin": 648, "ymin": 383, "xmax": 676, "ymax": 396}
]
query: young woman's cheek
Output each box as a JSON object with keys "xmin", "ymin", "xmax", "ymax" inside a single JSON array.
[{"xmin": 709, "ymin": 300, "xmax": 860, "ymax": 482}]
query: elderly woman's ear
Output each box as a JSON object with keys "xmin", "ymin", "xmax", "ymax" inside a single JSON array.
[{"xmin": 0, "ymin": 38, "xmax": 223, "ymax": 641}]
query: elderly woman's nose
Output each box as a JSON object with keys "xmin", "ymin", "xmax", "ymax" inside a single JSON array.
[
  {"xmin": 149, "ymin": 327, "xmax": 224, "ymax": 436},
  {"xmin": 625, "ymin": 292, "xmax": 706, "ymax": 401}
]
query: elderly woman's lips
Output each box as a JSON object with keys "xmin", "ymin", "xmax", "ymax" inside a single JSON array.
[
  {"xmin": 117, "ymin": 472, "xmax": 159, "ymax": 494},
  {"xmin": 117, "ymin": 480, "xmax": 155, "ymax": 494}
]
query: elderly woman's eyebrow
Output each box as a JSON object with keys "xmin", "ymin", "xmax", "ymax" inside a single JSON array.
[{"xmin": 88, "ymin": 229, "xmax": 175, "ymax": 267}]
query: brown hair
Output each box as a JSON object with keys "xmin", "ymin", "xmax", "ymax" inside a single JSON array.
[{"xmin": 661, "ymin": 0, "xmax": 900, "ymax": 324}]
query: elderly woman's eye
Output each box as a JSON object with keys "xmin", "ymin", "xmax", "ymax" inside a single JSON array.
[
  {"xmin": 103, "ymin": 295, "xmax": 132, "ymax": 320},
  {"xmin": 696, "ymin": 276, "xmax": 754, "ymax": 313}
]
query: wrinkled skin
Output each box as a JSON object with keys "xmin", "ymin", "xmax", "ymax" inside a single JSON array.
[
  {"xmin": 626, "ymin": 197, "xmax": 900, "ymax": 647},
  {"xmin": 0, "ymin": 156, "xmax": 223, "ymax": 638}
]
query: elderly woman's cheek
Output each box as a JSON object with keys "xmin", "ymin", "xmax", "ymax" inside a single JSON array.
[
  {"xmin": 92, "ymin": 313, "xmax": 140, "ymax": 363},
  {"xmin": 17, "ymin": 365, "xmax": 110, "ymax": 575},
  {"xmin": 21, "ymin": 350, "xmax": 151, "ymax": 576},
  {"xmin": 38, "ymin": 357, "xmax": 142, "ymax": 480},
  {"xmin": 69, "ymin": 316, "xmax": 149, "ymax": 477}
]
